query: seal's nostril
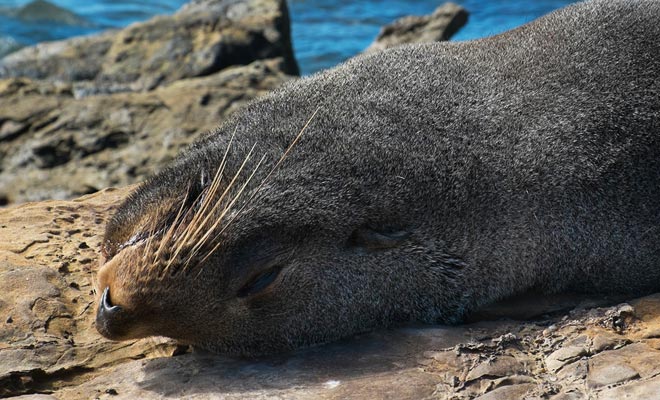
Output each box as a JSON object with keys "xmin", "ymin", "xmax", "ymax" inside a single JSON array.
[
  {"xmin": 101, "ymin": 287, "xmax": 122, "ymax": 313},
  {"xmin": 97, "ymin": 286, "xmax": 126, "ymax": 340}
]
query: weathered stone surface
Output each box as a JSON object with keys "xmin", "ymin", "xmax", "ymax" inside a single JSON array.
[
  {"xmin": 0, "ymin": 0, "xmax": 297, "ymax": 206},
  {"xmin": 474, "ymin": 383, "xmax": 536, "ymax": 400},
  {"xmin": 587, "ymin": 362, "xmax": 639, "ymax": 388},
  {"xmin": 598, "ymin": 374, "xmax": 660, "ymax": 400},
  {"xmin": 545, "ymin": 344, "xmax": 588, "ymax": 373},
  {"xmin": 365, "ymin": 2, "xmax": 468, "ymax": 53},
  {"xmin": 0, "ymin": 187, "xmax": 180, "ymax": 397},
  {"xmin": 0, "ymin": 58, "xmax": 292, "ymax": 204},
  {"xmin": 2, "ymin": 189, "xmax": 660, "ymax": 399},
  {"xmin": 0, "ymin": 0, "xmax": 298, "ymax": 90}
]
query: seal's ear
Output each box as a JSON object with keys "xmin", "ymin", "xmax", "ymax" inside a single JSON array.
[{"xmin": 347, "ymin": 228, "xmax": 410, "ymax": 252}]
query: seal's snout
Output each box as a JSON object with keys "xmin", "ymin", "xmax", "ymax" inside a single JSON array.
[{"xmin": 96, "ymin": 287, "xmax": 125, "ymax": 339}]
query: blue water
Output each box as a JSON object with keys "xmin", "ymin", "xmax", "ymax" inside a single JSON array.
[{"xmin": 0, "ymin": 0, "xmax": 578, "ymax": 75}]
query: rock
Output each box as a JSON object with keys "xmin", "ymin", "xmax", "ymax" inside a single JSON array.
[
  {"xmin": 9, "ymin": 395, "xmax": 58, "ymax": 400},
  {"xmin": 597, "ymin": 374, "xmax": 660, "ymax": 400},
  {"xmin": 550, "ymin": 393, "xmax": 584, "ymax": 400},
  {"xmin": 587, "ymin": 363, "xmax": 639, "ymax": 388},
  {"xmin": 0, "ymin": 0, "xmax": 298, "ymax": 205},
  {"xmin": 474, "ymin": 383, "xmax": 536, "ymax": 400},
  {"xmin": 14, "ymin": 0, "xmax": 89, "ymax": 26},
  {"xmin": 365, "ymin": 2, "xmax": 468, "ymax": 53},
  {"xmin": 590, "ymin": 332, "xmax": 629, "ymax": 354},
  {"xmin": 0, "ymin": 0, "xmax": 298, "ymax": 90},
  {"xmin": 465, "ymin": 355, "xmax": 529, "ymax": 382},
  {"xmin": 545, "ymin": 344, "xmax": 588, "ymax": 373},
  {"xmin": 2, "ymin": 190, "xmax": 660, "ymax": 398},
  {"xmin": 0, "ymin": 187, "xmax": 179, "ymax": 397},
  {"xmin": 0, "ymin": 59, "xmax": 292, "ymax": 204},
  {"xmin": 632, "ymin": 294, "xmax": 660, "ymax": 339}
]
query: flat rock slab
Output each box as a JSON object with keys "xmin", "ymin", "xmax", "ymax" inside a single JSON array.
[
  {"xmin": 2, "ymin": 188, "xmax": 660, "ymax": 399},
  {"xmin": 0, "ymin": 187, "xmax": 180, "ymax": 397}
]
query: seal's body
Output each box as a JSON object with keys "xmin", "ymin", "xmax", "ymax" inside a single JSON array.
[{"xmin": 96, "ymin": 0, "xmax": 660, "ymax": 356}]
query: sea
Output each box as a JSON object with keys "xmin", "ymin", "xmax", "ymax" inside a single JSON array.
[{"xmin": 0, "ymin": 0, "xmax": 577, "ymax": 75}]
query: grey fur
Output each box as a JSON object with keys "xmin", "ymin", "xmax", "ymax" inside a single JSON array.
[{"xmin": 98, "ymin": 0, "xmax": 660, "ymax": 356}]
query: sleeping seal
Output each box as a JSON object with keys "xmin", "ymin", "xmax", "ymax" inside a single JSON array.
[{"xmin": 95, "ymin": 0, "xmax": 660, "ymax": 356}]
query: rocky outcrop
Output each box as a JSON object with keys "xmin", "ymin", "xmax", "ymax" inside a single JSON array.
[
  {"xmin": 0, "ymin": 59, "xmax": 291, "ymax": 205},
  {"xmin": 9, "ymin": 0, "xmax": 89, "ymax": 26},
  {"xmin": 2, "ymin": 189, "xmax": 660, "ymax": 399},
  {"xmin": 0, "ymin": 0, "xmax": 297, "ymax": 205},
  {"xmin": 365, "ymin": 2, "xmax": 468, "ymax": 53},
  {"xmin": 0, "ymin": 0, "xmax": 298, "ymax": 90}
]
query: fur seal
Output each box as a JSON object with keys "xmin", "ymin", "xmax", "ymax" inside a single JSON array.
[{"xmin": 96, "ymin": 0, "xmax": 660, "ymax": 356}]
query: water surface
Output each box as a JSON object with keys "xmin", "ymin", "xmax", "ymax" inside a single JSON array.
[{"xmin": 0, "ymin": 0, "xmax": 578, "ymax": 75}]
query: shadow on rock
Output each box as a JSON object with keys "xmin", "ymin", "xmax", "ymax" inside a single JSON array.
[{"xmin": 136, "ymin": 325, "xmax": 466, "ymax": 398}]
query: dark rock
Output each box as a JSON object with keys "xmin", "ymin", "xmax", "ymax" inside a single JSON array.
[
  {"xmin": 14, "ymin": 0, "xmax": 89, "ymax": 26},
  {"xmin": 365, "ymin": 2, "xmax": 468, "ymax": 53},
  {"xmin": 0, "ymin": 0, "xmax": 298, "ymax": 91}
]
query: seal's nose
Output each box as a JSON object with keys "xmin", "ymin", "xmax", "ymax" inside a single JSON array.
[
  {"xmin": 96, "ymin": 287, "xmax": 124, "ymax": 339},
  {"xmin": 100, "ymin": 287, "xmax": 121, "ymax": 313}
]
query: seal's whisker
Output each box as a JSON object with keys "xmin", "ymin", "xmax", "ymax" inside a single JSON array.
[
  {"xmin": 185, "ymin": 157, "xmax": 231, "ymax": 245},
  {"xmin": 169, "ymin": 142, "xmax": 255, "ymax": 273},
  {"xmin": 193, "ymin": 153, "xmax": 268, "ymax": 268},
  {"xmin": 156, "ymin": 190, "xmax": 190, "ymax": 256},
  {"xmin": 191, "ymin": 127, "xmax": 237, "ymax": 230},
  {"xmin": 164, "ymin": 133, "xmax": 239, "ymax": 270},
  {"xmin": 184, "ymin": 148, "xmax": 265, "ymax": 270},
  {"xmin": 177, "ymin": 161, "xmax": 225, "ymax": 251},
  {"xmin": 202, "ymin": 107, "xmax": 321, "ymax": 256},
  {"xmin": 158, "ymin": 191, "xmax": 193, "ymax": 275},
  {"xmin": 142, "ymin": 218, "xmax": 160, "ymax": 269},
  {"xmin": 170, "ymin": 128, "xmax": 237, "ymax": 260},
  {"xmin": 183, "ymin": 143, "xmax": 256, "ymax": 254},
  {"xmin": 166, "ymin": 188, "xmax": 210, "ymax": 266},
  {"xmin": 185, "ymin": 158, "xmax": 227, "ymax": 241}
]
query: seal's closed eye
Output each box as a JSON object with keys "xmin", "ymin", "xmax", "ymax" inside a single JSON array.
[
  {"xmin": 238, "ymin": 265, "xmax": 283, "ymax": 297},
  {"xmin": 347, "ymin": 227, "xmax": 410, "ymax": 252}
]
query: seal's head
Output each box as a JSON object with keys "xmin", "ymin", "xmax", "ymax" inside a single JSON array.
[{"xmin": 94, "ymin": 108, "xmax": 468, "ymax": 356}]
